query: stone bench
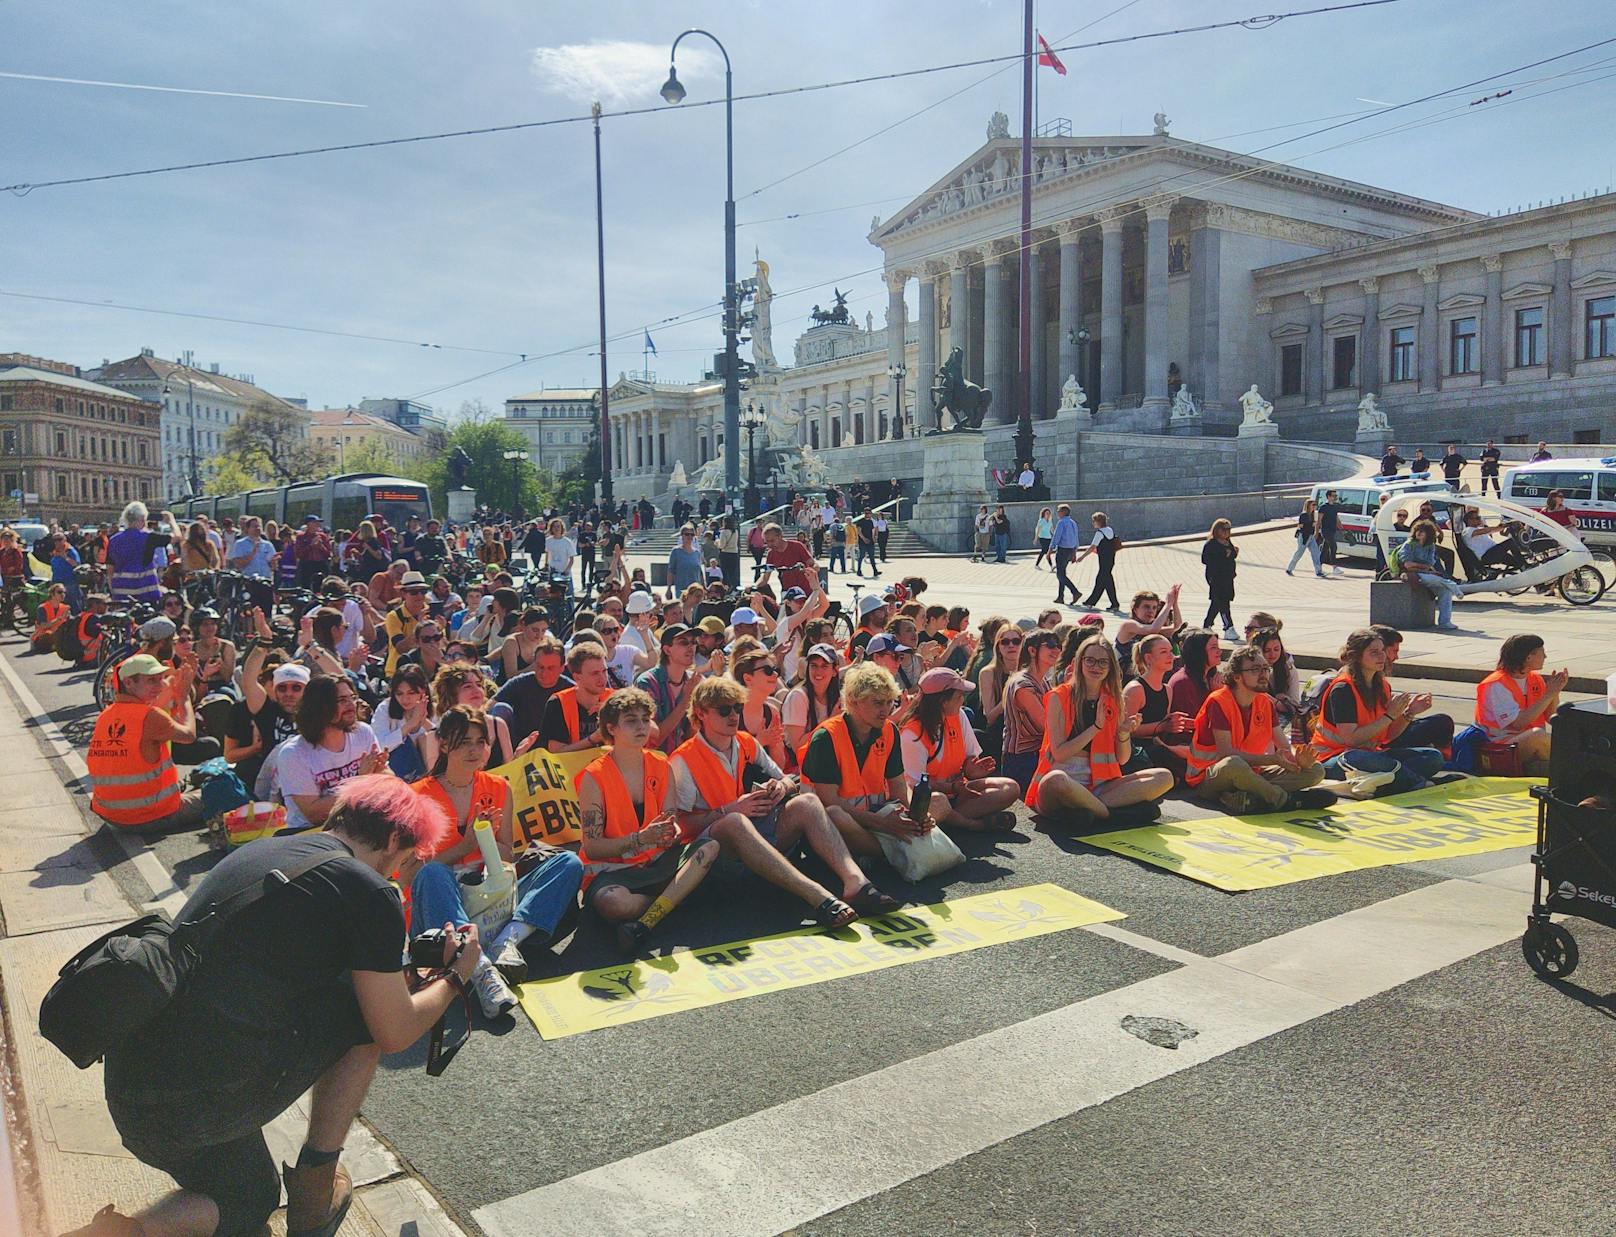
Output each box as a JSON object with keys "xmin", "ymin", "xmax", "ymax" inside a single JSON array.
[{"xmin": 1368, "ymin": 578, "xmax": 1436, "ymax": 629}]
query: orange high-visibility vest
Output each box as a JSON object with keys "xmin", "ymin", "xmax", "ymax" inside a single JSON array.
[
  {"xmin": 34, "ymin": 599, "xmax": 69, "ymax": 643},
  {"xmin": 902, "ymin": 715, "xmax": 967, "ymax": 783},
  {"xmin": 1475, "ymin": 669, "xmax": 1546, "ymax": 734},
  {"xmin": 578, "ymin": 750, "xmax": 671, "ymax": 889},
  {"xmin": 673, "ymin": 731, "xmax": 760, "ymax": 813},
  {"xmin": 811, "ymin": 714, "xmax": 896, "ymax": 799},
  {"xmin": 1185, "ymin": 688, "xmax": 1275, "ymax": 786},
  {"xmin": 1311, "ymin": 672, "xmax": 1389, "ymax": 760},
  {"xmin": 87, "ymin": 702, "xmax": 182, "ymax": 827},
  {"xmin": 1025, "ymin": 683, "xmax": 1122, "ymax": 810},
  {"xmin": 555, "ymin": 687, "xmax": 614, "ymax": 743}
]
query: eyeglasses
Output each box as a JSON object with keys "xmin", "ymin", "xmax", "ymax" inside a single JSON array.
[
  {"xmin": 418, "ymin": 633, "xmax": 442, "ymax": 643},
  {"xmin": 1079, "ymin": 656, "xmax": 1110, "ymax": 669},
  {"xmin": 999, "ymin": 637, "xmax": 1023, "ymax": 647},
  {"xmin": 708, "ymin": 702, "xmax": 742, "ymax": 719}
]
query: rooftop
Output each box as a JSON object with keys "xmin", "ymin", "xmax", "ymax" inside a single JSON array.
[
  {"xmin": 0, "ymin": 365, "xmax": 159, "ymax": 402},
  {"xmin": 507, "ymin": 388, "xmax": 598, "ymax": 403}
]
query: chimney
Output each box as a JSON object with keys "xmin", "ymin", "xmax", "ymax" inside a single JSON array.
[{"xmin": 141, "ymin": 347, "xmax": 154, "ymax": 358}]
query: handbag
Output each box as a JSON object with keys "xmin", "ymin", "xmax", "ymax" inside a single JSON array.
[
  {"xmin": 39, "ymin": 848, "xmax": 345, "ymax": 1069},
  {"xmin": 874, "ymin": 823, "xmax": 967, "ymax": 882}
]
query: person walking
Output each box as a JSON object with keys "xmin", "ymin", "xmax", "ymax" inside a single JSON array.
[
  {"xmin": 1479, "ymin": 438, "xmax": 1502, "ymax": 496},
  {"xmin": 855, "ymin": 508, "xmax": 881, "ymax": 577},
  {"xmin": 1285, "ymin": 497, "xmax": 1325, "ymax": 576},
  {"xmin": 1051, "ymin": 504, "xmax": 1082, "ymax": 605},
  {"xmin": 990, "ymin": 505, "xmax": 1012, "ymax": 564},
  {"xmin": 1317, "ymin": 489, "xmax": 1343, "ymax": 575},
  {"xmin": 1201, "ymin": 518, "xmax": 1239, "ymax": 641},
  {"xmin": 1077, "ymin": 512, "xmax": 1120, "ymax": 610},
  {"xmin": 971, "ymin": 505, "xmax": 991, "ymax": 563},
  {"xmin": 873, "ymin": 509, "xmax": 890, "ymax": 562},
  {"xmin": 1032, "ymin": 507, "xmax": 1054, "ymax": 570}
]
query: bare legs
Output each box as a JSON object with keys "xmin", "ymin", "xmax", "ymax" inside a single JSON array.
[
  {"xmin": 591, "ymin": 840, "xmax": 720, "ymax": 923},
  {"xmin": 1036, "ymin": 768, "xmax": 1172, "ymax": 818}
]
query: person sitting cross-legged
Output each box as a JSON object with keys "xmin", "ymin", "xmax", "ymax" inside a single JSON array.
[
  {"xmin": 578, "ymin": 688, "xmax": 721, "ymax": 957},
  {"xmin": 1475, "ymin": 633, "xmax": 1566, "ymax": 775},
  {"xmin": 897, "ymin": 667, "xmax": 1022, "ymax": 832},
  {"xmin": 1311, "ymin": 628, "xmax": 1443, "ymax": 796},
  {"xmin": 670, "ymin": 676, "xmax": 900, "ymax": 927},
  {"xmin": 1025, "ymin": 634, "xmax": 1173, "ymax": 826}
]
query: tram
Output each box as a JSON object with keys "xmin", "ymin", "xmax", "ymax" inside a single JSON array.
[{"xmin": 174, "ymin": 473, "xmax": 432, "ymax": 530}]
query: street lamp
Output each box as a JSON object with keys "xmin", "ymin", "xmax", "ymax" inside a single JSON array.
[
  {"xmin": 158, "ymin": 363, "xmax": 202, "ymax": 499},
  {"xmin": 741, "ymin": 400, "xmax": 766, "ymax": 515},
  {"xmin": 502, "ymin": 448, "xmax": 530, "ymax": 521},
  {"xmin": 661, "ymin": 29, "xmax": 740, "ymax": 503},
  {"xmin": 887, "ymin": 364, "xmax": 907, "ymax": 440}
]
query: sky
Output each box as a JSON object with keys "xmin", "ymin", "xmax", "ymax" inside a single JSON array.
[{"xmin": 1, "ymin": 0, "xmax": 1612, "ymax": 417}]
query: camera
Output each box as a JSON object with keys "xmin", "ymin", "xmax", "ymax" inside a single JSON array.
[{"xmin": 409, "ymin": 926, "xmax": 466, "ymax": 970}]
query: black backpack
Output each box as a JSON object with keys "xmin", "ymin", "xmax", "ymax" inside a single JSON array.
[
  {"xmin": 40, "ymin": 848, "xmax": 345, "ymax": 1069},
  {"xmin": 53, "ymin": 617, "xmax": 83, "ymax": 663}
]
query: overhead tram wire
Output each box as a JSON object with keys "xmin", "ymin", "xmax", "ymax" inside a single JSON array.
[{"xmin": 0, "ymin": 0, "xmax": 1403, "ymax": 197}]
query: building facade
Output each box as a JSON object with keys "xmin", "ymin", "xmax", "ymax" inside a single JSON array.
[
  {"xmin": 308, "ymin": 408, "xmax": 440, "ymax": 470},
  {"xmin": 503, "ymin": 387, "xmax": 597, "ymax": 473},
  {"xmin": 358, "ymin": 397, "xmax": 449, "ymax": 438},
  {"xmin": 0, "ymin": 356, "xmax": 162, "ymax": 521},
  {"xmin": 603, "ymin": 119, "xmax": 1616, "ymax": 503}
]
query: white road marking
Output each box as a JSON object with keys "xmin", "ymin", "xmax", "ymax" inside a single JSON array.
[{"xmin": 475, "ymin": 868, "xmax": 1532, "ymax": 1237}]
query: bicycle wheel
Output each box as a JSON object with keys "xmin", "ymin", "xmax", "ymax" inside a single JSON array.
[
  {"xmin": 11, "ymin": 595, "xmax": 34, "ymax": 633},
  {"xmin": 1558, "ymin": 565, "xmax": 1607, "ymax": 607},
  {"xmin": 94, "ymin": 645, "xmax": 136, "ymax": 708},
  {"xmin": 827, "ymin": 610, "xmax": 854, "ymax": 648}
]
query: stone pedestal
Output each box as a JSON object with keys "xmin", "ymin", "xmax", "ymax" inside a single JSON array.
[
  {"xmin": 1354, "ymin": 427, "xmax": 1393, "ymax": 458},
  {"xmin": 910, "ymin": 431, "xmax": 989, "ymax": 554},
  {"xmin": 1168, "ymin": 414, "xmax": 1203, "ymax": 438},
  {"xmin": 445, "ymin": 487, "xmax": 477, "ymax": 524},
  {"xmin": 1106, "ymin": 403, "xmax": 1169, "ymax": 435},
  {"xmin": 1236, "ymin": 421, "xmax": 1280, "ymax": 440}
]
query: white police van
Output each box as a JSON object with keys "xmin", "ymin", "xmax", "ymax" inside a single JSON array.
[
  {"xmin": 1501, "ymin": 457, "xmax": 1616, "ymax": 549},
  {"xmin": 1308, "ymin": 474, "xmax": 1453, "ymax": 560}
]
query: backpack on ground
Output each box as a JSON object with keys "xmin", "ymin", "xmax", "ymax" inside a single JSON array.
[{"xmin": 53, "ymin": 619, "xmax": 83, "ymax": 663}]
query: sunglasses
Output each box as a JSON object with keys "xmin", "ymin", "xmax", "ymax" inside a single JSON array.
[
  {"xmin": 999, "ymin": 637, "xmax": 1023, "ymax": 647},
  {"xmin": 709, "ymin": 702, "xmax": 743, "ymax": 719},
  {"xmin": 747, "ymin": 664, "xmax": 781, "ymax": 677},
  {"xmin": 418, "ymin": 633, "xmax": 442, "ymax": 643}
]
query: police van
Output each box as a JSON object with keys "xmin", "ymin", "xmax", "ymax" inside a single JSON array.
[
  {"xmin": 1308, "ymin": 474, "xmax": 1453, "ymax": 560},
  {"xmin": 1501, "ymin": 457, "xmax": 1616, "ymax": 549}
]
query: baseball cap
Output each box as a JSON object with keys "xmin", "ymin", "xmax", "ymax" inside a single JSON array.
[
  {"xmin": 806, "ymin": 642, "xmax": 841, "ymax": 665},
  {"xmin": 625, "ymin": 592, "xmax": 655, "ymax": 615},
  {"xmin": 730, "ymin": 606, "xmax": 760, "ymax": 625},
  {"xmin": 698, "ymin": 616, "xmax": 727, "ymax": 635},
  {"xmin": 138, "ymin": 616, "xmax": 177, "ymax": 642},
  {"xmin": 857, "ymin": 594, "xmax": 888, "ymax": 619},
  {"xmin": 302, "ymin": 514, "xmax": 322, "ymax": 523},
  {"xmin": 119, "ymin": 653, "xmax": 168, "ymax": 679},
  {"xmin": 272, "ymin": 664, "xmax": 312, "ymax": 687},
  {"xmin": 400, "ymin": 571, "xmax": 428, "ymax": 590},
  {"xmin": 865, "ymin": 633, "xmax": 911, "ymax": 656},
  {"xmin": 782, "ymin": 587, "xmax": 807, "ymax": 602},
  {"xmin": 659, "ymin": 622, "xmax": 693, "ymax": 643},
  {"xmin": 919, "ymin": 667, "xmax": 971, "ymax": 695},
  {"xmin": 1077, "ymin": 612, "xmax": 1105, "ymax": 627}
]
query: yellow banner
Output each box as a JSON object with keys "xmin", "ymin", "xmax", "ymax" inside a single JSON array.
[
  {"xmin": 1086, "ymin": 777, "xmax": 1540, "ymax": 892},
  {"xmin": 489, "ymin": 746, "xmax": 601, "ymax": 850},
  {"xmin": 518, "ymin": 883, "xmax": 1123, "ymax": 1039}
]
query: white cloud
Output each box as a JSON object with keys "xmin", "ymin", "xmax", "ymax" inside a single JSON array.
[{"xmin": 530, "ymin": 40, "xmax": 718, "ymax": 109}]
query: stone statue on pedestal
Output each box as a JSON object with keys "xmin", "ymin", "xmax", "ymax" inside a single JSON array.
[
  {"xmin": 669, "ymin": 459, "xmax": 688, "ymax": 487},
  {"xmin": 447, "ymin": 446, "xmax": 472, "ymax": 488},
  {"xmin": 930, "ymin": 346, "xmax": 993, "ymax": 432},
  {"xmin": 690, "ymin": 457, "xmax": 724, "ymax": 492},
  {"xmin": 1356, "ymin": 392, "xmax": 1389, "ymax": 432},
  {"xmin": 1154, "ymin": 111, "xmax": 1171, "ymax": 136},
  {"xmin": 798, "ymin": 446, "xmax": 830, "ymax": 489},
  {"xmin": 1059, "ymin": 374, "xmax": 1086, "ymax": 411},
  {"xmin": 1238, "ymin": 384, "xmax": 1274, "ymax": 427},
  {"xmin": 1170, "ymin": 385, "xmax": 1200, "ymax": 422},
  {"xmin": 750, "ymin": 255, "xmax": 778, "ymax": 371}
]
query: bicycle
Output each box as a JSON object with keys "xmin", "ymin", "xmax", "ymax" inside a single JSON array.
[
  {"xmin": 824, "ymin": 581, "xmax": 863, "ymax": 648},
  {"xmin": 91, "ymin": 604, "xmax": 157, "ymax": 708},
  {"xmin": 4, "ymin": 578, "xmax": 50, "ymax": 634}
]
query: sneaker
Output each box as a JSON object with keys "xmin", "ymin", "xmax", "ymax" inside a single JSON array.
[
  {"xmin": 1285, "ymin": 568, "xmax": 1294, "ymax": 576},
  {"xmin": 1222, "ymin": 627, "xmax": 1240, "ymax": 642},
  {"xmin": 1346, "ymin": 768, "xmax": 1396, "ymax": 798},
  {"xmin": 1331, "ymin": 567, "xmax": 1345, "ymax": 576},
  {"xmin": 1316, "ymin": 571, "xmax": 1327, "ymax": 577},
  {"xmin": 1437, "ymin": 622, "xmax": 1461, "ymax": 631},
  {"xmin": 492, "ymin": 935, "xmax": 529, "ymax": 986},
  {"xmin": 1217, "ymin": 790, "xmax": 1256, "ymax": 815},
  {"xmin": 615, "ymin": 919, "xmax": 652, "ymax": 958},
  {"xmin": 1286, "ymin": 787, "xmax": 1338, "ymax": 811},
  {"xmin": 471, "ymin": 962, "xmax": 517, "ymax": 1018}
]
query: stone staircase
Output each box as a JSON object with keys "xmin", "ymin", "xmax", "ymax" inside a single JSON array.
[{"xmin": 621, "ymin": 520, "xmax": 940, "ymax": 559}]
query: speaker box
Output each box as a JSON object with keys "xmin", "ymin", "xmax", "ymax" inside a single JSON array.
[{"xmin": 1548, "ymin": 700, "xmax": 1616, "ymax": 804}]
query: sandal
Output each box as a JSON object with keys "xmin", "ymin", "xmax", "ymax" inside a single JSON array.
[
  {"xmin": 847, "ymin": 883, "xmax": 902, "ymax": 917},
  {"xmin": 981, "ymin": 810, "xmax": 1019, "ymax": 833},
  {"xmin": 811, "ymin": 896, "xmax": 857, "ymax": 928}
]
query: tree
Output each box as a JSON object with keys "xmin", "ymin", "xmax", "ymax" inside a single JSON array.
[
  {"xmin": 220, "ymin": 398, "xmax": 332, "ymax": 483},
  {"xmin": 456, "ymin": 398, "xmax": 496, "ymax": 425},
  {"xmin": 555, "ymin": 418, "xmax": 601, "ymax": 510},
  {"xmin": 339, "ymin": 438, "xmax": 405, "ymax": 476},
  {"xmin": 207, "ymin": 457, "xmax": 261, "ymax": 496},
  {"xmin": 417, "ymin": 420, "xmax": 550, "ymax": 517}
]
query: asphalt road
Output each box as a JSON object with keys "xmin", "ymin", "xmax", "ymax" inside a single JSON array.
[{"xmin": 7, "ymin": 628, "xmax": 1613, "ymax": 1237}]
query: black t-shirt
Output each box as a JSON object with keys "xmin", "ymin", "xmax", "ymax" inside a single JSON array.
[
  {"xmin": 1440, "ymin": 452, "xmax": 1466, "ymax": 480},
  {"xmin": 496, "ymin": 671, "xmax": 572, "ymax": 749},
  {"xmin": 1480, "ymin": 447, "xmax": 1501, "ymax": 473},
  {"xmin": 521, "ymin": 527, "xmax": 546, "ymax": 557},
  {"xmin": 415, "ymin": 533, "xmax": 448, "ymax": 571},
  {"xmin": 540, "ymin": 688, "xmax": 602, "ymax": 747},
  {"xmin": 1317, "ymin": 503, "xmax": 1339, "ymax": 535},
  {"xmin": 228, "ymin": 697, "xmax": 298, "ymax": 787},
  {"xmin": 1324, "ymin": 679, "xmax": 1385, "ymax": 726},
  {"xmin": 856, "ymin": 516, "xmax": 875, "ymax": 545},
  {"xmin": 1379, "ymin": 451, "xmax": 1404, "ymax": 475}
]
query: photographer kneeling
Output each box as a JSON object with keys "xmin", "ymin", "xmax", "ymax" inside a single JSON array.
[{"xmin": 75, "ymin": 776, "xmax": 472, "ymax": 1237}]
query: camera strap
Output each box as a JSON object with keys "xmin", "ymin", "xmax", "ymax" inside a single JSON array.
[{"xmin": 406, "ymin": 968, "xmax": 472, "ymax": 1076}]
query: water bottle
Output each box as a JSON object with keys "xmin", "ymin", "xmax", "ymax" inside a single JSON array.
[{"xmin": 909, "ymin": 775, "xmax": 932, "ymax": 825}]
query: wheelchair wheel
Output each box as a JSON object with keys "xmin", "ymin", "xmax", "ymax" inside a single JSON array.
[
  {"xmin": 1522, "ymin": 919, "xmax": 1578, "ymax": 979},
  {"xmin": 1558, "ymin": 566, "xmax": 1607, "ymax": 607}
]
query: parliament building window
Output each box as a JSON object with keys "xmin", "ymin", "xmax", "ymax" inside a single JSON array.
[
  {"xmin": 1588, "ymin": 295, "xmax": 1616, "ymax": 359},
  {"xmin": 1331, "ymin": 336, "xmax": 1357, "ymax": 389},
  {"xmin": 1279, "ymin": 344, "xmax": 1303, "ymax": 397},
  {"xmin": 1388, "ymin": 327, "xmax": 1415, "ymax": 382},
  {"xmin": 1449, "ymin": 316, "xmax": 1478, "ymax": 374},
  {"xmin": 1514, "ymin": 307, "xmax": 1544, "ymax": 367}
]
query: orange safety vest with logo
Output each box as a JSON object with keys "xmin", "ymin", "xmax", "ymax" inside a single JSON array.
[
  {"xmin": 1025, "ymin": 683, "xmax": 1122, "ymax": 810},
  {"xmin": 1185, "ymin": 687, "xmax": 1275, "ymax": 786},
  {"xmin": 34, "ymin": 599, "xmax": 69, "ymax": 643},
  {"xmin": 673, "ymin": 731, "xmax": 760, "ymax": 812},
  {"xmin": 555, "ymin": 686, "xmax": 614, "ymax": 744},
  {"xmin": 87, "ymin": 702, "xmax": 182, "ymax": 827},
  {"xmin": 76, "ymin": 610, "xmax": 100, "ymax": 654},
  {"xmin": 578, "ymin": 751, "xmax": 671, "ymax": 889},
  {"xmin": 1475, "ymin": 669, "xmax": 1546, "ymax": 734},
  {"xmin": 810, "ymin": 714, "xmax": 897, "ymax": 799},
  {"xmin": 902, "ymin": 715, "xmax": 967, "ymax": 783},
  {"xmin": 1311, "ymin": 671, "xmax": 1389, "ymax": 760}
]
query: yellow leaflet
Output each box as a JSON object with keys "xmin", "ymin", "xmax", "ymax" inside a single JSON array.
[
  {"xmin": 489, "ymin": 746, "xmax": 601, "ymax": 849},
  {"xmin": 1086, "ymin": 777, "xmax": 1541, "ymax": 892},
  {"xmin": 517, "ymin": 883, "xmax": 1123, "ymax": 1039}
]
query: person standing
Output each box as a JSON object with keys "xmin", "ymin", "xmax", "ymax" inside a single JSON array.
[
  {"xmin": 1439, "ymin": 443, "xmax": 1467, "ymax": 490},
  {"xmin": 1200, "ymin": 518, "xmax": 1239, "ymax": 641},
  {"xmin": 873, "ymin": 509, "xmax": 890, "ymax": 563},
  {"xmin": 717, "ymin": 514, "xmax": 742, "ymax": 587},
  {"xmin": 1479, "ymin": 438, "xmax": 1502, "ymax": 496},
  {"xmin": 1316, "ymin": 489, "xmax": 1343, "ymax": 575},
  {"xmin": 228, "ymin": 516, "xmax": 278, "ymax": 615},
  {"xmin": 990, "ymin": 505, "xmax": 1012, "ymax": 565},
  {"xmin": 1051, "ymin": 503, "xmax": 1082, "ymax": 605},
  {"xmin": 1077, "ymin": 512, "xmax": 1120, "ymax": 609},
  {"xmin": 1530, "ymin": 440, "xmax": 1552, "ymax": 462},
  {"xmin": 107, "ymin": 501, "xmax": 167, "ymax": 605},
  {"xmin": 855, "ymin": 508, "xmax": 880, "ymax": 577},
  {"xmin": 293, "ymin": 516, "xmax": 333, "ymax": 591},
  {"xmin": 1378, "ymin": 444, "xmax": 1405, "ymax": 477},
  {"xmin": 1285, "ymin": 498, "xmax": 1325, "ymax": 577}
]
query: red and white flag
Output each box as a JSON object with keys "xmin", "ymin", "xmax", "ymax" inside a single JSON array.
[{"xmin": 1037, "ymin": 33, "xmax": 1067, "ymax": 75}]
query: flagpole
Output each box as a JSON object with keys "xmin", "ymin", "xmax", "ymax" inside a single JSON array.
[
  {"xmin": 1013, "ymin": 0, "xmax": 1035, "ymax": 478},
  {"xmin": 594, "ymin": 101, "xmax": 613, "ymax": 509}
]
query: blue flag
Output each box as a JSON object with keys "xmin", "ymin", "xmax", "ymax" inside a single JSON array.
[{"xmin": 643, "ymin": 329, "xmax": 657, "ymax": 356}]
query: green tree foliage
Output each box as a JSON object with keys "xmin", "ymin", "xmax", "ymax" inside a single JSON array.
[
  {"xmin": 219, "ymin": 398, "xmax": 333, "ymax": 483},
  {"xmin": 416, "ymin": 419, "xmax": 554, "ymax": 517}
]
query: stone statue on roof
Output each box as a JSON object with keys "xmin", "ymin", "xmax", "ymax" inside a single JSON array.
[
  {"xmin": 1154, "ymin": 112, "xmax": 1170, "ymax": 136},
  {"xmin": 987, "ymin": 110, "xmax": 1011, "ymax": 140}
]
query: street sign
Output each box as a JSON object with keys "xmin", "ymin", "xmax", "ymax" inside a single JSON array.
[
  {"xmin": 7, "ymin": 490, "xmax": 18, "ymax": 499},
  {"xmin": 24, "ymin": 493, "xmax": 38, "ymax": 504}
]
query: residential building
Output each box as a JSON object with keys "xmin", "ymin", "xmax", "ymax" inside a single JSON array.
[
  {"xmin": 503, "ymin": 387, "xmax": 596, "ymax": 473},
  {"xmin": 358, "ymin": 397, "xmax": 449, "ymax": 437},
  {"xmin": 308, "ymin": 408, "xmax": 438, "ymax": 471},
  {"xmin": 0, "ymin": 357, "xmax": 162, "ymax": 521}
]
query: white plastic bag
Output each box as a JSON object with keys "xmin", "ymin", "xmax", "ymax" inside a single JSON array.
[{"xmin": 875, "ymin": 825, "xmax": 966, "ymax": 882}]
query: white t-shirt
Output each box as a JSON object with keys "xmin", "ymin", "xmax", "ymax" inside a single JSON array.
[
  {"xmin": 605, "ymin": 641, "xmax": 640, "ymax": 687},
  {"xmin": 276, "ymin": 723, "xmax": 378, "ymax": 830},
  {"xmin": 900, "ymin": 721, "xmax": 982, "ymax": 785},
  {"xmin": 819, "ymin": 505, "xmax": 835, "ymax": 528},
  {"xmin": 545, "ymin": 536, "xmax": 576, "ymax": 574},
  {"xmin": 1462, "ymin": 527, "xmax": 1502, "ymax": 558},
  {"xmin": 620, "ymin": 621, "xmax": 660, "ymax": 659},
  {"xmin": 1090, "ymin": 526, "xmax": 1116, "ymax": 550},
  {"xmin": 307, "ymin": 597, "xmax": 364, "ymax": 658},
  {"xmin": 1479, "ymin": 676, "xmax": 1543, "ymax": 740}
]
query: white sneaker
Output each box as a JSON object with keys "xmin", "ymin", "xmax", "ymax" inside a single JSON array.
[
  {"xmin": 492, "ymin": 935, "xmax": 529, "ymax": 986},
  {"xmin": 1347, "ymin": 768, "xmax": 1396, "ymax": 798},
  {"xmin": 471, "ymin": 962, "xmax": 517, "ymax": 1018},
  {"xmin": 1222, "ymin": 627, "xmax": 1240, "ymax": 642}
]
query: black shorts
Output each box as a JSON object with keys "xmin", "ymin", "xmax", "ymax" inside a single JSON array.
[{"xmin": 583, "ymin": 843, "xmax": 698, "ymax": 911}]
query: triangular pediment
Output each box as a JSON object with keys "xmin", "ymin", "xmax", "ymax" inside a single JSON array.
[
  {"xmin": 1438, "ymin": 292, "xmax": 1485, "ymax": 311},
  {"xmin": 1570, "ymin": 270, "xmax": 1616, "ymax": 290},
  {"xmin": 1502, "ymin": 281, "xmax": 1551, "ymax": 301},
  {"xmin": 1324, "ymin": 313, "xmax": 1364, "ymax": 330},
  {"xmin": 1378, "ymin": 302, "xmax": 1423, "ymax": 320},
  {"xmin": 1269, "ymin": 321, "xmax": 1310, "ymax": 340}
]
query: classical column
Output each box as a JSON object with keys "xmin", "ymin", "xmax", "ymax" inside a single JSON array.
[
  {"xmin": 1028, "ymin": 236, "xmax": 1048, "ymax": 418},
  {"xmin": 1359, "ymin": 277, "xmax": 1381, "ymax": 395},
  {"xmin": 651, "ymin": 407, "xmax": 662, "ymax": 472},
  {"xmin": 981, "ymin": 239, "xmax": 1013, "ymax": 422},
  {"xmin": 1419, "ymin": 264, "xmax": 1441, "ymax": 391},
  {"xmin": 1305, "ymin": 287, "xmax": 1326, "ymax": 406},
  {"xmin": 865, "ymin": 380, "xmax": 878, "ymax": 444},
  {"xmin": 884, "ymin": 268, "xmax": 908, "ymax": 440},
  {"xmin": 1481, "ymin": 253, "xmax": 1503, "ymax": 385},
  {"xmin": 948, "ymin": 250, "xmax": 973, "ymax": 366},
  {"xmin": 1098, "ymin": 208, "xmax": 1125, "ymax": 410},
  {"xmin": 1549, "ymin": 241, "xmax": 1573, "ymax": 378},
  {"xmin": 1187, "ymin": 205, "xmax": 1225, "ymax": 413},
  {"xmin": 1056, "ymin": 219, "xmax": 1084, "ymax": 398},
  {"xmin": 916, "ymin": 264, "xmax": 939, "ymax": 431},
  {"xmin": 1142, "ymin": 198, "xmax": 1175, "ymax": 414}
]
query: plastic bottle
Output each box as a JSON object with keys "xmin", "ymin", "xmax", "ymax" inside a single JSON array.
[{"xmin": 909, "ymin": 775, "xmax": 932, "ymax": 826}]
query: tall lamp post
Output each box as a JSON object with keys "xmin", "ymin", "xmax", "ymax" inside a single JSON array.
[
  {"xmin": 158, "ymin": 363, "xmax": 202, "ymax": 499},
  {"xmin": 592, "ymin": 101, "xmax": 613, "ymax": 509},
  {"xmin": 502, "ymin": 448, "xmax": 530, "ymax": 521},
  {"xmin": 660, "ymin": 29, "xmax": 740, "ymax": 503},
  {"xmin": 741, "ymin": 400, "xmax": 765, "ymax": 515},
  {"xmin": 1067, "ymin": 326, "xmax": 1092, "ymax": 406},
  {"xmin": 887, "ymin": 364, "xmax": 906, "ymax": 440}
]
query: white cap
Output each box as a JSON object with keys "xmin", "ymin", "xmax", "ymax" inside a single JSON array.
[
  {"xmin": 272, "ymin": 664, "xmax": 311, "ymax": 686},
  {"xmin": 730, "ymin": 606, "xmax": 760, "ymax": 625},
  {"xmin": 625, "ymin": 592, "xmax": 655, "ymax": 615}
]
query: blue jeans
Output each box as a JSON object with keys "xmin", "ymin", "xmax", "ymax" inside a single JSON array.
[
  {"xmin": 1413, "ymin": 572, "xmax": 1463, "ymax": 626},
  {"xmin": 410, "ymin": 852, "xmax": 582, "ymax": 939},
  {"xmin": 855, "ymin": 543, "xmax": 878, "ymax": 575},
  {"xmin": 1323, "ymin": 746, "xmax": 1445, "ymax": 796},
  {"xmin": 828, "ymin": 544, "xmax": 847, "ymax": 572},
  {"xmin": 1287, "ymin": 536, "xmax": 1322, "ymax": 574},
  {"xmin": 993, "ymin": 532, "xmax": 1009, "ymax": 563}
]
